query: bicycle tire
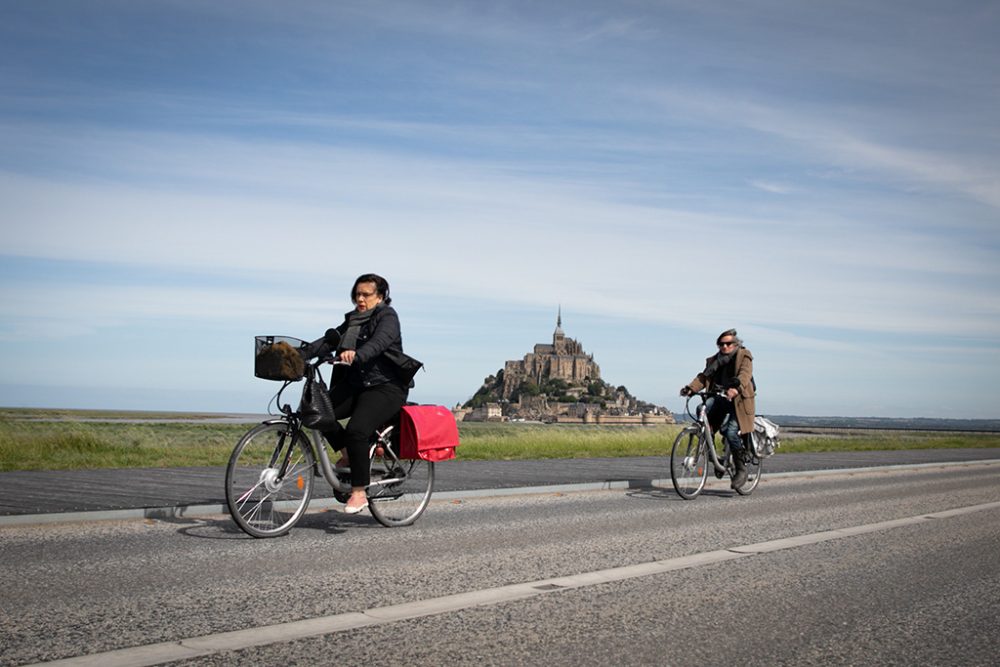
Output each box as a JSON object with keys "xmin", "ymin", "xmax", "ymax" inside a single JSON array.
[
  {"xmin": 367, "ymin": 453, "xmax": 434, "ymax": 527},
  {"xmin": 225, "ymin": 421, "xmax": 315, "ymax": 538},
  {"xmin": 670, "ymin": 427, "xmax": 708, "ymax": 500}
]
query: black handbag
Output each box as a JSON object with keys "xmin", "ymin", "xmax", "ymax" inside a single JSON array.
[
  {"xmin": 385, "ymin": 349, "xmax": 424, "ymax": 386},
  {"xmin": 299, "ymin": 369, "xmax": 338, "ymax": 430}
]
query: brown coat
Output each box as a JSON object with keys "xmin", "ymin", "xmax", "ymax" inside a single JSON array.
[{"xmin": 686, "ymin": 347, "xmax": 755, "ymax": 435}]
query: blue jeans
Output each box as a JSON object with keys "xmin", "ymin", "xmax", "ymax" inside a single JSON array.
[{"xmin": 705, "ymin": 396, "xmax": 743, "ymax": 454}]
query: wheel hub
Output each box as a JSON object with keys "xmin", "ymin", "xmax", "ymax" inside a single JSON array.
[{"xmin": 259, "ymin": 467, "xmax": 283, "ymax": 493}]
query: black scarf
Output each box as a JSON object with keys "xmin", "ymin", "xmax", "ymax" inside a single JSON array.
[
  {"xmin": 703, "ymin": 346, "xmax": 738, "ymax": 378},
  {"xmin": 338, "ymin": 303, "xmax": 382, "ymax": 350}
]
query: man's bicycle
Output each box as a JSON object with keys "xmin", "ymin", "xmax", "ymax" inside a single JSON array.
[
  {"xmin": 225, "ymin": 338, "xmax": 434, "ymax": 538},
  {"xmin": 670, "ymin": 390, "xmax": 762, "ymax": 499}
]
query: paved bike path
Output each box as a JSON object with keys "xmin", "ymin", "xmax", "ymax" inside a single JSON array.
[{"xmin": 2, "ymin": 448, "xmax": 999, "ymax": 526}]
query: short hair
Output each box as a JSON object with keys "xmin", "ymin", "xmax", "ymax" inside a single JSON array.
[{"xmin": 352, "ymin": 273, "xmax": 391, "ymax": 305}]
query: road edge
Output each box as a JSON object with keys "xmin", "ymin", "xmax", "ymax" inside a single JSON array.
[{"xmin": 2, "ymin": 458, "xmax": 998, "ymax": 528}]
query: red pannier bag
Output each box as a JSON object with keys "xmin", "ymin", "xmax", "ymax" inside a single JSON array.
[{"xmin": 398, "ymin": 405, "xmax": 460, "ymax": 461}]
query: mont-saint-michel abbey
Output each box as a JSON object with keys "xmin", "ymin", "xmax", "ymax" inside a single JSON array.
[{"xmin": 456, "ymin": 311, "xmax": 674, "ymax": 425}]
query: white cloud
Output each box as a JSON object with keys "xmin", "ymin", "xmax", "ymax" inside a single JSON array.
[
  {"xmin": 642, "ymin": 89, "xmax": 1000, "ymax": 212},
  {"xmin": 2, "ymin": 118, "xmax": 996, "ymax": 347},
  {"xmin": 749, "ymin": 180, "xmax": 793, "ymax": 195}
]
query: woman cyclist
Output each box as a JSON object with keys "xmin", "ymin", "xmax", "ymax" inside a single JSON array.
[{"xmin": 302, "ymin": 273, "xmax": 420, "ymax": 514}]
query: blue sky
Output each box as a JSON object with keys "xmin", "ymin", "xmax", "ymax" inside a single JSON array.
[{"xmin": 1, "ymin": 1, "xmax": 998, "ymax": 418}]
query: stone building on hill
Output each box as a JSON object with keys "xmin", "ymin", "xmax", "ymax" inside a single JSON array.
[
  {"xmin": 459, "ymin": 310, "xmax": 673, "ymax": 424},
  {"xmin": 501, "ymin": 309, "xmax": 600, "ymax": 400}
]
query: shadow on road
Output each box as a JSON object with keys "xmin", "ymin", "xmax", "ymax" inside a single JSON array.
[
  {"xmin": 158, "ymin": 507, "xmax": 385, "ymax": 540},
  {"xmin": 625, "ymin": 484, "xmax": 741, "ymax": 502}
]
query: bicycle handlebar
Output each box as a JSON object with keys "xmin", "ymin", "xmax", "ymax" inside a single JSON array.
[
  {"xmin": 682, "ymin": 388, "xmax": 728, "ymax": 422},
  {"xmin": 273, "ymin": 355, "xmax": 348, "ymax": 417},
  {"xmin": 312, "ymin": 354, "xmax": 350, "ymax": 366}
]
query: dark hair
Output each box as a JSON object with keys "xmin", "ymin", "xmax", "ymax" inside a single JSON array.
[
  {"xmin": 716, "ymin": 328, "xmax": 742, "ymax": 346},
  {"xmin": 352, "ymin": 273, "xmax": 391, "ymax": 305}
]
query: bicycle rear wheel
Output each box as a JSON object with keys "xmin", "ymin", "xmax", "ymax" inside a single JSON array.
[
  {"xmin": 671, "ymin": 427, "xmax": 709, "ymax": 500},
  {"xmin": 225, "ymin": 421, "xmax": 315, "ymax": 538},
  {"xmin": 367, "ymin": 452, "xmax": 434, "ymax": 527}
]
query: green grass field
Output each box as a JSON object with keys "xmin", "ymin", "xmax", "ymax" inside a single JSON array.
[{"xmin": 1, "ymin": 409, "xmax": 998, "ymax": 472}]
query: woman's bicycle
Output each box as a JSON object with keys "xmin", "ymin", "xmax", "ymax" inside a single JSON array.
[
  {"xmin": 670, "ymin": 390, "xmax": 762, "ymax": 500},
  {"xmin": 225, "ymin": 337, "xmax": 434, "ymax": 538}
]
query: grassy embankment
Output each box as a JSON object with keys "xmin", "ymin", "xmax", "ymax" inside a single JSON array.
[{"xmin": 2, "ymin": 408, "xmax": 998, "ymax": 472}]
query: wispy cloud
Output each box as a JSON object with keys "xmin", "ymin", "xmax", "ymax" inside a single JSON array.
[
  {"xmin": 748, "ymin": 180, "xmax": 794, "ymax": 195},
  {"xmin": 640, "ymin": 88, "xmax": 1000, "ymax": 212},
  {"xmin": 3, "ymin": 124, "xmax": 994, "ymax": 344}
]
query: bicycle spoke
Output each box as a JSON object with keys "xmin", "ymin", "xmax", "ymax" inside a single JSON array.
[
  {"xmin": 244, "ymin": 495, "xmax": 271, "ymax": 526},
  {"xmin": 235, "ymin": 481, "xmax": 263, "ymax": 505}
]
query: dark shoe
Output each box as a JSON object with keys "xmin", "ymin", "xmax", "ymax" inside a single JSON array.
[{"xmin": 731, "ymin": 454, "xmax": 748, "ymax": 490}]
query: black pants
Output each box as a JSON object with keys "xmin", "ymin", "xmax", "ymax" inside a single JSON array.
[{"xmin": 323, "ymin": 381, "xmax": 407, "ymax": 488}]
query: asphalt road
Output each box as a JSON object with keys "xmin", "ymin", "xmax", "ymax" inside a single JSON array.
[
  {"xmin": 2, "ymin": 462, "xmax": 998, "ymax": 666},
  {"xmin": 4, "ymin": 448, "xmax": 1000, "ymax": 519}
]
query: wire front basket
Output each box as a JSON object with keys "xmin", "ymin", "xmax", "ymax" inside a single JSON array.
[{"xmin": 254, "ymin": 335, "xmax": 308, "ymax": 381}]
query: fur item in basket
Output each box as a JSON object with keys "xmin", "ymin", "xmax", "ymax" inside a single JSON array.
[{"xmin": 255, "ymin": 340, "xmax": 305, "ymax": 380}]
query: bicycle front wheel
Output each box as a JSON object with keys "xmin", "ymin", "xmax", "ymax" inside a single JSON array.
[
  {"xmin": 367, "ymin": 453, "xmax": 434, "ymax": 527},
  {"xmin": 225, "ymin": 421, "xmax": 315, "ymax": 538},
  {"xmin": 671, "ymin": 427, "xmax": 708, "ymax": 500}
]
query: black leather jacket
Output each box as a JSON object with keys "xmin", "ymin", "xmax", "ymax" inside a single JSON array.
[
  {"xmin": 339, "ymin": 304, "xmax": 408, "ymax": 389},
  {"xmin": 304, "ymin": 304, "xmax": 411, "ymax": 390}
]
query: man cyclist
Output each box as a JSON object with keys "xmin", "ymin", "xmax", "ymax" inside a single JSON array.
[{"xmin": 680, "ymin": 329, "xmax": 756, "ymax": 490}]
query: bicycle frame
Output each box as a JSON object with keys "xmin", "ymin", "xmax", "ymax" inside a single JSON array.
[
  {"xmin": 270, "ymin": 360, "xmax": 409, "ymax": 496},
  {"xmin": 298, "ymin": 418, "xmax": 407, "ymax": 495},
  {"xmin": 691, "ymin": 392, "xmax": 732, "ymax": 477}
]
